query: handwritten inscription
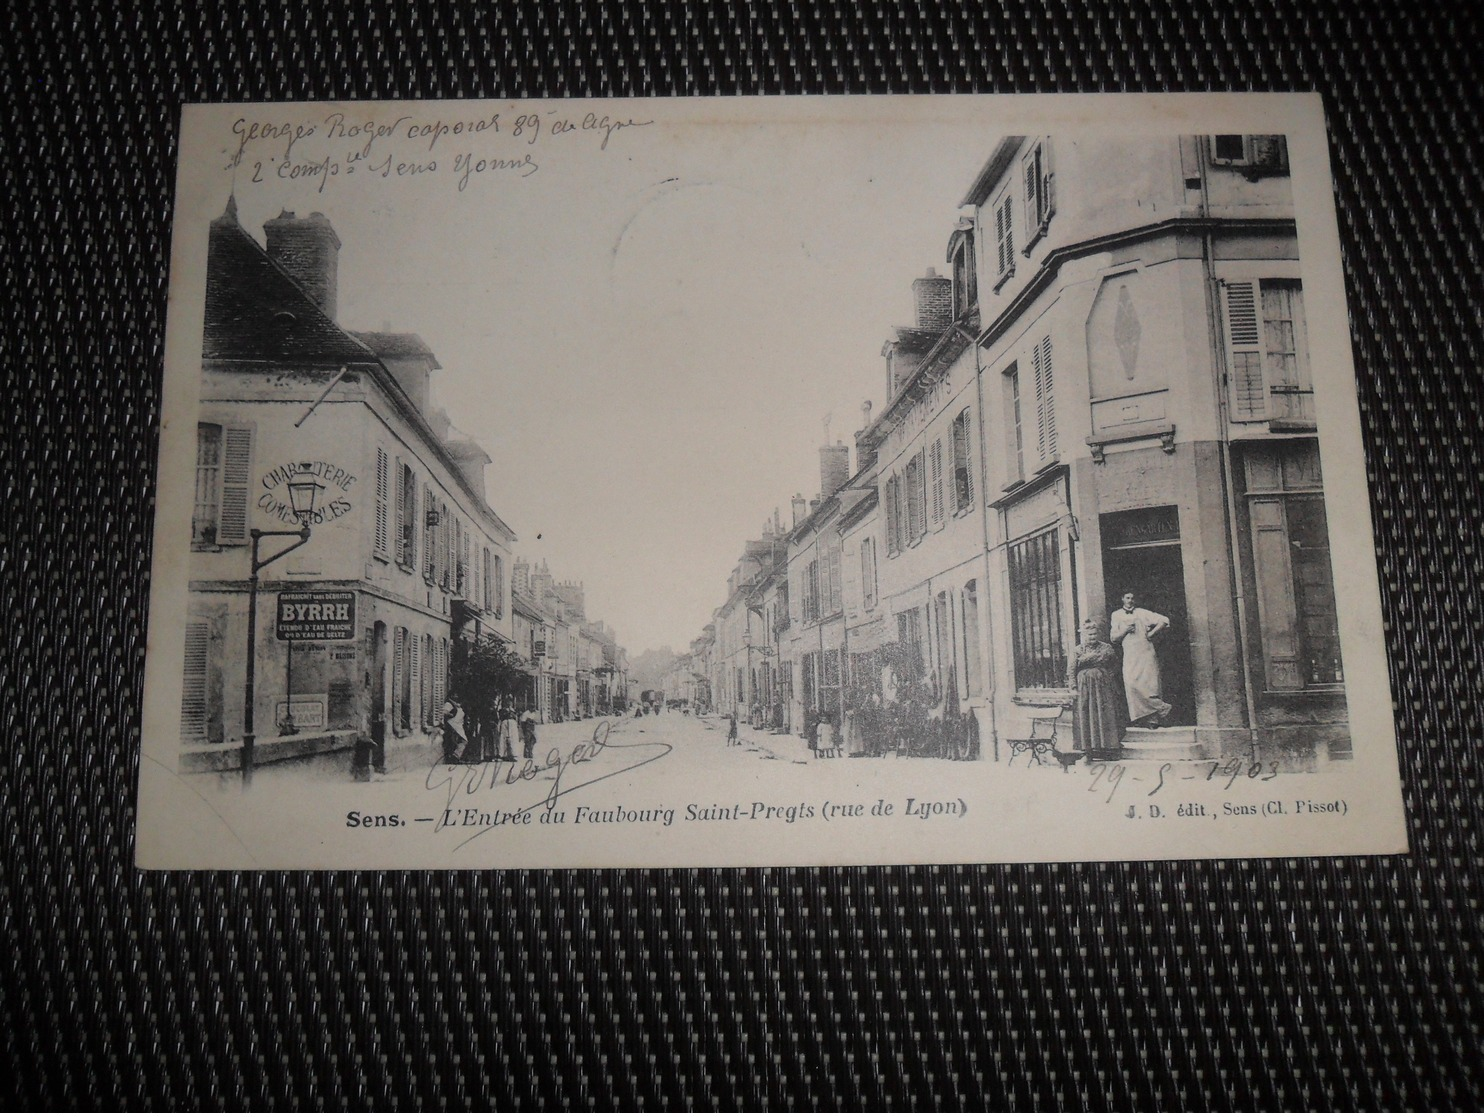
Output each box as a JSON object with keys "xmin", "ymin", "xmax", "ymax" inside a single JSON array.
[{"xmin": 225, "ymin": 107, "xmax": 654, "ymax": 196}]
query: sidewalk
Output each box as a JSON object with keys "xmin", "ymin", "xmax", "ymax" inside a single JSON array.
[{"xmin": 695, "ymin": 714, "xmax": 840, "ymax": 766}]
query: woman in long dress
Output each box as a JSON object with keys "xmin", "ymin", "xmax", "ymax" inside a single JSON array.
[
  {"xmin": 1067, "ymin": 618, "xmax": 1124, "ymax": 758},
  {"xmin": 1110, "ymin": 591, "xmax": 1173, "ymax": 727}
]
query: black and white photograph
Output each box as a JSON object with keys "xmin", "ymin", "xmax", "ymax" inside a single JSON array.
[{"xmin": 137, "ymin": 94, "xmax": 1406, "ymax": 868}]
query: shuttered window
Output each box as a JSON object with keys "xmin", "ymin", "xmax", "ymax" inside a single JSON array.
[
  {"xmin": 994, "ymin": 192, "xmax": 1015, "ymax": 280},
  {"xmin": 396, "ymin": 463, "xmax": 416, "ymax": 569},
  {"xmin": 193, "ymin": 423, "xmax": 254, "ymax": 546},
  {"xmin": 440, "ymin": 503, "xmax": 452, "ymax": 589},
  {"xmin": 929, "ymin": 439, "xmax": 945, "ymax": 528},
  {"xmin": 905, "ymin": 451, "xmax": 926, "ymax": 542},
  {"xmin": 374, "ymin": 447, "xmax": 390, "ymax": 557},
  {"xmin": 392, "ymin": 626, "xmax": 407, "ymax": 732},
  {"xmin": 422, "ymin": 634, "xmax": 434, "ymax": 726},
  {"xmin": 952, "ymin": 408, "xmax": 974, "ymax": 513},
  {"xmin": 884, "ymin": 476, "xmax": 901, "ymax": 556},
  {"xmin": 1224, "ymin": 279, "xmax": 1313, "ymax": 424},
  {"xmin": 218, "ymin": 426, "xmax": 254, "ymax": 545},
  {"xmin": 1032, "ymin": 336, "xmax": 1056, "ymax": 464},
  {"xmin": 1003, "ymin": 363, "xmax": 1026, "ymax": 484},
  {"xmin": 180, "ymin": 622, "xmax": 210, "ymax": 740},
  {"xmin": 1022, "ymin": 139, "xmax": 1055, "ymax": 245},
  {"xmin": 408, "ymin": 631, "xmax": 420, "ymax": 732},
  {"xmin": 459, "ymin": 523, "xmax": 471, "ymax": 596},
  {"xmin": 1223, "ymin": 281, "xmax": 1264, "ymax": 420}
]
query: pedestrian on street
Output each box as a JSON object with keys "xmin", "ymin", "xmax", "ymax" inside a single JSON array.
[
  {"xmin": 519, "ymin": 706, "xmax": 538, "ymax": 760},
  {"xmin": 727, "ymin": 712, "xmax": 739, "ymax": 747},
  {"xmin": 441, "ymin": 699, "xmax": 467, "ymax": 764},
  {"xmin": 498, "ymin": 697, "xmax": 519, "ymax": 761}
]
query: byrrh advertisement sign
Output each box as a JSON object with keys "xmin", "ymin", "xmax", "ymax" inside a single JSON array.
[{"xmin": 275, "ymin": 590, "xmax": 356, "ymax": 641}]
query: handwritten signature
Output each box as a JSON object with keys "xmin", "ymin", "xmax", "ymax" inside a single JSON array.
[{"xmin": 423, "ymin": 720, "xmax": 672, "ymax": 850}]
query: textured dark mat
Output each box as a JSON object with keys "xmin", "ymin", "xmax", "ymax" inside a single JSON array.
[{"xmin": 3, "ymin": 1, "xmax": 1481, "ymax": 1109}]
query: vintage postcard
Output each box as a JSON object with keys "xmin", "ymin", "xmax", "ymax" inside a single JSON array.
[{"xmin": 136, "ymin": 94, "xmax": 1408, "ymax": 868}]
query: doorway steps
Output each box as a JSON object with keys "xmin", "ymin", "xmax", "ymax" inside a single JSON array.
[{"xmin": 1120, "ymin": 725, "xmax": 1200, "ymax": 761}]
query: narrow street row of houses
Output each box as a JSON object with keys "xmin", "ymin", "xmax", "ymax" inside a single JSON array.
[
  {"xmin": 180, "ymin": 202, "xmax": 627, "ymax": 770},
  {"xmin": 681, "ymin": 134, "xmax": 1348, "ymax": 766}
]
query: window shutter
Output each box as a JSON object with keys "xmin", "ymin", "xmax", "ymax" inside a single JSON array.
[
  {"xmin": 180, "ymin": 622, "xmax": 210, "ymax": 739},
  {"xmin": 420, "ymin": 635, "xmax": 432, "ymax": 725},
  {"xmin": 374, "ymin": 447, "xmax": 389, "ymax": 556},
  {"xmin": 1033, "ymin": 336, "xmax": 1056, "ymax": 462},
  {"xmin": 392, "ymin": 627, "xmax": 405, "ymax": 727},
  {"xmin": 423, "ymin": 485, "xmax": 435, "ymax": 577},
  {"xmin": 1023, "ymin": 154, "xmax": 1039, "ymax": 241},
  {"xmin": 409, "ymin": 474, "xmax": 419, "ymax": 570},
  {"xmin": 441, "ymin": 504, "xmax": 452, "ymax": 588},
  {"xmin": 216, "ymin": 425, "xmax": 254, "ymax": 545},
  {"xmin": 917, "ymin": 450, "xmax": 929, "ymax": 537},
  {"xmin": 995, "ymin": 196, "xmax": 1014, "ymax": 276},
  {"xmin": 393, "ymin": 459, "xmax": 406, "ymax": 562},
  {"xmin": 884, "ymin": 478, "xmax": 897, "ymax": 554},
  {"xmin": 1223, "ymin": 281, "xmax": 1266, "ymax": 421},
  {"xmin": 953, "ymin": 409, "xmax": 974, "ymax": 511},
  {"xmin": 409, "ymin": 630, "xmax": 420, "ymax": 720},
  {"xmin": 1249, "ymin": 497, "xmax": 1303, "ymax": 689},
  {"xmin": 930, "ymin": 439, "xmax": 944, "ymax": 526},
  {"xmin": 1041, "ymin": 141, "xmax": 1056, "ymax": 223}
]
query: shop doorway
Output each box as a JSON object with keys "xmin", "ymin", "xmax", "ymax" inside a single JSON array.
[{"xmin": 1101, "ymin": 507, "xmax": 1196, "ymax": 726}]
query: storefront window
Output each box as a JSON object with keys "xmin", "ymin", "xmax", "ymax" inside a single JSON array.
[{"xmin": 1007, "ymin": 528, "xmax": 1065, "ymax": 690}]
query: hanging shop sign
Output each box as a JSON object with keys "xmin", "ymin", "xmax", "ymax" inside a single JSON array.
[{"xmin": 276, "ymin": 590, "xmax": 357, "ymax": 641}]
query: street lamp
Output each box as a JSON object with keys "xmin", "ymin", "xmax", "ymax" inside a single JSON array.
[{"xmin": 241, "ymin": 464, "xmax": 323, "ymax": 788}]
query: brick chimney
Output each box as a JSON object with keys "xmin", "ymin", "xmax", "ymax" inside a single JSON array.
[
  {"xmin": 913, "ymin": 267, "xmax": 953, "ymax": 332},
  {"xmin": 791, "ymin": 493, "xmax": 807, "ymax": 528},
  {"xmin": 855, "ymin": 400, "xmax": 877, "ymax": 473},
  {"xmin": 820, "ymin": 442, "xmax": 850, "ymax": 500},
  {"xmin": 263, "ymin": 210, "xmax": 341, "ymax": 319}
]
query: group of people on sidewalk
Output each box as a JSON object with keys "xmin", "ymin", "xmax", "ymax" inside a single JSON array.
[
  {"xmin": 439, "ymin": 697, "xmax": 539, "ymax": 764},
  {"xmin": 1066, "ymin": 591, "xmax": 1174, "ymax": 760}
]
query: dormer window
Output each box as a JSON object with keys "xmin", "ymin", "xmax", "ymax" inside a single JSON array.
[
  {"xmin": 949, "ymin": 226, "xmax": 978, "ymax": 318},
  {"xmin": 1021, "ymin": 139, "xmax": 1055, "ymax": 252},
  {"xmin": 1210, "ymin": 135, "xmax": 1289, "ymax": 177}
]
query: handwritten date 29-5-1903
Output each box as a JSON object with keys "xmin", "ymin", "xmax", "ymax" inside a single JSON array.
[{"xmin": 1085, "ymin": 757, "xmax": 1280, "ymax": 804}]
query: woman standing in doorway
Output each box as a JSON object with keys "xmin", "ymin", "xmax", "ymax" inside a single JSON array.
[
  {"xmin": 1110, "ymin": 591, "xmax": 1173, "ymax": 727},
  {"xmin": 1067, "ymin": 618, "xmax": 1123, "ymax": 759}
]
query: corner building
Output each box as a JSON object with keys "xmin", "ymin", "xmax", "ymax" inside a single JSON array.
[
  {"xmin": 181, "ymin": 203, "xmax": 515, "ymax": 769},
  {"xmin": 963, "ymin": 134, "xmax": 1346, "ymax": 762}
]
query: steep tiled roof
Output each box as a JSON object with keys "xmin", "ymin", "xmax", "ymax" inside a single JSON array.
[{"xmin": 203, "ymin": 211, "xmax": 375, "ymax": 364}]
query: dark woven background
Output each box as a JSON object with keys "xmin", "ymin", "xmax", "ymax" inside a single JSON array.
[{"xmin": 3, "ymin": 1, "xmax": 1480, "ymax": 1109}]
